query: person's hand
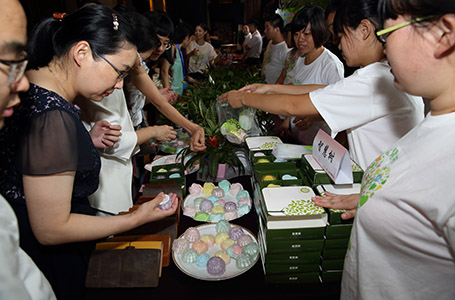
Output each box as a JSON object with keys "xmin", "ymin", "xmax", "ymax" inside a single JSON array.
[
  {"xmin": 294, "ymin": 116, "xmax": 316, "ymax": 131},
  {"xmin": 151, "ymin": 125, "xmax": 177, "ymax": 141},
  {"xmin": 218, "ymin": 91, "xmax": 245, "ymax": 108},
  {"xmin": 239, "ymin": 83, "xmax": 269, "ymax": 94},
  {"xmin": 90, "ymin": 120, "xmax": 122, "ymax": 149},
  {"xmin": 189, "ymin": 125, "xmax": 206, "ymax": 152},
  {"xmin": 312, "ymin": 192, "xmax": 359, "ymax": 220},
  {"xmin": 278, "ymin": 119, "xmax": 290, "ymax": 137},
  {"xmin": 159, "ymin": 88, "xmax": 177, "ymax": 104},
  {"xmin": 133, "ymin": 192, "xmax": 178, "ymax": 223}
]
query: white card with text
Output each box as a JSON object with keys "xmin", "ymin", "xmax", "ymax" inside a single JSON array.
[{"xmin": 312, "ymin": 129, "xmax": 353, "ymax": 184}]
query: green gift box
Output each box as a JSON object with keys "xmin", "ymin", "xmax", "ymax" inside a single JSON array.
[
  {"xmin": 300, "ymin": 154, "xmax": 363, "ymax": 186},
  {"xmin": 321, "ymin": 247, "xmax": 348, "ymax": 260},
  {"xmin": 264, "ymin": 272, "xmax": 321, "ymax": 285},
  {"xmin": 320, "ymin": 259, "xmax": 345, "ymax": 270},
  {"xmin": 321, "ymin": 270, "xmax": 343, "ymax": 283},
  {"xmin": 325, "ymin": 224, "xmax": 353, "ymax": 239},
  {"xmin": 264, "ymin": 262, "xmax": 320, "ymax": 274},
  {"xmin": 150, "ymin": 163, "xmax": 184, "ymax": 185}
]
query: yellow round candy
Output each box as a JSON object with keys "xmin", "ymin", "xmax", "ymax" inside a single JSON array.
[
  {"xmin": 215, "ymin": 232, "xmax": 229, "ymax": 246},
  {"xmin": 211, "ymin": 206, "xmax": 225, "ymax": 214},
  {"xmin": 202, "ymin": 182, "xmax": 216, "ymax": 195},
  {"xmin": 267, "ymin": 183, "xmax": 281, "ymax": 187},
  {"xmin": 221, "ymin": 239, "xmax": 235, "ymax": 252},
  {"xmin": 262, "ymin": 175, "xmax": 276, "ymax": 181},
  {"xmin": 215, "ymin": 250, "xmax": 231, "ymax": 265},
  {"xmin": 257, "ymin": 158, "xmax": 270, "ymax": 163}
]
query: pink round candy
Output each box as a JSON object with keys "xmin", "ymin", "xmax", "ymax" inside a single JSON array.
[
  {"xmin": 172, "ymin": 238, "xmax": 189, "ymax": 254},
  {"xmin": 189, "ymin": 183, "xmax": 202, "ymax": 196},
  {"xmin": 192, "ymin": 240, "xmax": 209, "ymax": 255},
  {"xmin": 217, "ymin": 199, "xmax": 226, "ymax": 206},
  {"xmin": 184, "ymin": 227, "xmax": 200, "ymax": 243},
  {"xmin": 237, "ymin": 235, "xmax": 253, "ymax": 247},
  {"xmin": 224, "ymin": 210, "xmax": 238, "ymax": 221},
  {"xmin": 212, "ymin": 187, "xmax": 225, "ymax": 198},
  {"xmin": 229, "ymin": 183, "xmax": 243, "ymax": 196},
  {"xmin": 183, "ymin": 206, "xmax": 197, "ymax": 218},
  {"xmin": 231, "ymin": 244, "xmax": 242, "ymax": 256}
]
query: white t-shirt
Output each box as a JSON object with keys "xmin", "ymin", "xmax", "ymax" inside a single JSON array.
[
  {"xmin": 342, "ymin": 112, "xmax": 455, "ymax": 300},
  {"xmin": 0, "ymin": 195, "xmax": 56, "ymax": 300},
  {"xmin": 262, "ymin": 40, "xmax": 290, "ymax": 84},
  {"xmin": 287, "ymin": 48, "xmax": 344, "ymax": 145},
  {"xmin": 79, "ymin": 89, "xmax": 139, "ymax": 214},
  {"xmin": 187, "ymin": 41, "xmax": 217, "ymax": 74},
  {"xmin": 244, "ymin": 30, "xmax": 262, "ymax": 59},
  {"xmin": 310, "ymin": 61, "xmax": 424, "ymax": 170}
]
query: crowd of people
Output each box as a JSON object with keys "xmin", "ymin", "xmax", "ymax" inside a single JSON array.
[{"xmin": 0, "ymin": 0, "xmax": 453, "ymax": 299}]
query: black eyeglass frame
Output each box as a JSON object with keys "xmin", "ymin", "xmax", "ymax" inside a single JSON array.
[
  {"xmin": 97, "ymin": 53, "xmax": 129, "ymax": 81},
  {"xmin": 0, "ymin": 50, "xmax": 28, "ymax": 85}
]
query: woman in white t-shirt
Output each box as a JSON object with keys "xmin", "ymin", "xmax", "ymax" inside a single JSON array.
[
  {"xmin": 187, "ymin": 23, "xmax": 218, "ymax": 80},
  {"xmin": 219, "ymin": 0, "xmax": 424, "ymax": 172},
  {"xmin": 276, "ymin": 6, "xmax": 344, "ymax": 145},
  {"xmin": 336, "ymin": 0, "xmax": 454, "ymax": 298}
]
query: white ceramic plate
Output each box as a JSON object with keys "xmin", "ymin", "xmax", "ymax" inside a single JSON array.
[
  {"xmin": 172, "ymin": 223, "xmax": 259, "ymax": 281},
  {"xmin": 145, "ymin": 154, "xmax": 199, "ymax": 175},
  {"xmin": 183, "ymin": 188, "xmax": 251, "ymax": 222}
]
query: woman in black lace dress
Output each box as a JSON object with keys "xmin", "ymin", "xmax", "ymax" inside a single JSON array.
[{"xmin": 0, "ymin": 5, "xmax": 178, "ymax": 299}]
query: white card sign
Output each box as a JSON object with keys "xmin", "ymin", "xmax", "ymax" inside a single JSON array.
[{"xmin": 312, "ymin": 129, "xmax": 353, "ymax": 184}]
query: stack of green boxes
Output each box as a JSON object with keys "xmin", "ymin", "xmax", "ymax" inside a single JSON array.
[
  {"xmin": 254, "ymin": 185, "xmax": 328, "ymax": 284},
  {"xmin": 300, "ymin": 153, "xmax": 363, "ymax": 283}
]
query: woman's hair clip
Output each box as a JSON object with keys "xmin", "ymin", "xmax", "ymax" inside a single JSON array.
[
  {"xmin": 112, "ymin": 13, "xmax": 119, "ymax": 31},
  {"xmin": 52, "ymin": 12, "xmax": 67, "ymax": 21}
]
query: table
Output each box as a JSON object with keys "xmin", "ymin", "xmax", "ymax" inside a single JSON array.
[{"xmin": 85, "ymin": 173, "xmax": 341, "ymax": 300}]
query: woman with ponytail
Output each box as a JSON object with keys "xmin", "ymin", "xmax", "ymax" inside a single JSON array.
[{"xmin": 0, "ymin": 5, "xmax": 178, "ymax": 299}]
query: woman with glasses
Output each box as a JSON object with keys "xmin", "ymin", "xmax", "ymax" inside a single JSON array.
[
  {"xmin": 0, "ymin": 5, "xmax": 178, "ymax": 300},
  {"xmin": 338, "ymin": 0, "xmax": 455, "ymax": 298},
  {"xmin": 187, "ymin": 23, "xmax": 218, "ymax": 81},
  {"xmin": 220, "ymin": 0, "xmax": 424, "ymax": 172}
]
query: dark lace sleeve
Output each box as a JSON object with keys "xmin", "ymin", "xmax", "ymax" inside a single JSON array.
[{"xmin": 20, "ymin": 109, "xmax": 78, "ymax": 175}]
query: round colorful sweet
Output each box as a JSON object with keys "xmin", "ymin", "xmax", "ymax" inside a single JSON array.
[
  {"xmin": 253, "ymin": 152, "xmax": 265, "ymax": 157},
  {"xmin": 282, "ymin": 174, "xmax": 298, "ymax": 180},
  {"xmin": 157, "ymin": 168, "xmax": 168, "ymax": 173},
  {"xmin": 202, "ymin": 182, "xmax": 215, "ymax": 195},
  {"xmin": 172, "ymin": 238, "xmax": 189, "ymax": 254},
  {"xmin": 155, "ymin": 175, "xmax": 166, "ymax": 179},
  {"xmin": 207, "ymin": 195, "xmax": 219, "ymax": 203},
  {"xmin": 211, "ymin": 206, "xmax": 225, "ymax": 214},
  {"xmin": 224, "ymin": 210, "xmax": 239, "ymax": 221},
  {"xmin": 192, "ymin": 240, "xmax": 209, "ymax": 255},
  {"xmin": 237, "ymin": 204, "xmax": 250, "ymax": 217},
  {"xmin": 237, "ymin": 235, "xmax": 254, "ymax": 247},
  {"xmin": 206, "ymin": 256, "xmax": 226, "ymax": 276},
  {"xmin": 262, "ymin": 175, "xmax": 276, "ymax": 181},
  {"xmin": 184, "ymin": 227, "xmax": 200, "ymax": 243},
  {"xmin": 229, "ymin": 183, "xmax": 243, "ymax": 196},
  {"xmin": 215, "ymin": 250, "xmax": 231, "ymax": 265},
  {"xmin": 257, "ymin": 158, "xmax": 270, "ymax": 163},
  {"xmin": 221, "ymin": 239, "xmax": 235, "ymax": 252},
  {"xmin": 215, "ymin": 232, "xmax": 229, "ymax": 246},
  {"xmin": 169, "ymin": 173, "xmax": 181, "ymax": 178},
  {"xmin": 215, "ymin": 220, "xmax": 231, "ymax": 233},
  {"xmin": 243, "ymin": 243, "xmax": 259, "ymax": 257},
  {"xmin": 210, "ymin": 213, "xmax": 224, "ymax": 223},
  {"xmin": 193, "ymin": 197, "xmax": 205, "ymax": 208},
  {"xmin": 169, "ymin": 167, "xmax": 181, "ymax": 172},
  {"xmin": 157, "ymin": 194, "xmax": 173, "ymax": 210},
  {"xmin": 229, "ymin": 227, "xmax": 244, "ymax": 241},
  {"xmin": 224, "ymin": 201, "xmax": 237, "ymax": 212},
  {"xmin": 217, "ymin": 199, "xmax": 226, "ymax": 206},
  {"xmin": 189, "ymin": 183, "xmax": 202, "ymax": 196},
  {"xmin": 238, "ymin": 197, "xmax": 252, "ymax": 208},
  {"xmin": 183, "ymin": 205, "xmax": 197, "ymax": 218},
  {"xmin": 236, "ymin": 253, "xmax": 254, "ymax": 270},
  {"xmin": 193, "ymin": 212, "xmax": 210, "ymax": 222},
  {"xmin": 196, "ymin": 253, "xmax": 210, "ymax": 268},
  {"xmin": 199, "ymin": 199, "xmax": 213, "ymax": 213},
  {"xmin": 226, "ymin": 244, "xmax": 242, "ymax": 259},
  {"xmin": 200, "ymin": 234, "xmax": 215, "ymax": 247},
  {"xmin": 212, "ymin": 187, "xmax": 225, "ymax": 198},
  {"xmin": 267, "ymin": 183, "xmax": 281, "ymax": 187},
  {"xmin": 181, "ymin": 248, "xmax": 198, "ymax": 264},
  {"xmin": 218, "ymin": 180, "xmax": 231, "ymax": 194},
  {"xmin": 236, "ymin": 190, "xmax": 250, "ymax": 200}
]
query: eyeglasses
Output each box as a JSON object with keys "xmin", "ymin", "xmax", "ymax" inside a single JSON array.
[
  {"xmin": 160, "ymin": 41, "xmax": 172, "ymax": 51},
  {"xmin": 0, "ymin": 50, "xmax": 28, "ymax": 85},
  {"xmin": 97, "ymin": 53, "xmax": 129, "ymax": 81},
  {"xmin": 376, "ymin": 16, "xmax": 434, "ymax": 43}
]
